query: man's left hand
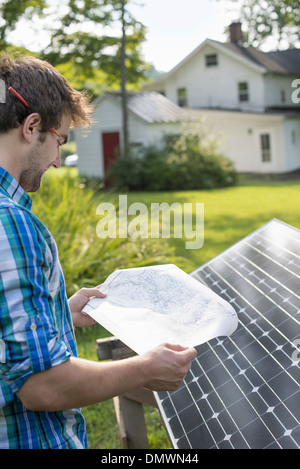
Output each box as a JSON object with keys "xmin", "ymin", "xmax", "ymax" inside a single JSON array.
[{"xmin": 68, "ymin": 286, "xmax": 106, "ymax": 327}]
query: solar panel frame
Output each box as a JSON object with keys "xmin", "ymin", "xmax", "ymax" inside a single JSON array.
[{"xmin": 155, "ymin": 219, "xmax": 300, "ymax": 449}]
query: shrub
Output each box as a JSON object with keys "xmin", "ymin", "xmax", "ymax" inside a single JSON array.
[{"xmin": 107, "ymin": 124, "xmax": 237, "ymax": 191}]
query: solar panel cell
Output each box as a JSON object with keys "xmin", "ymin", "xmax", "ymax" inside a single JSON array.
[{"xmin": 155, "ymin": 220, "xmax": 300, "ymax": 449}]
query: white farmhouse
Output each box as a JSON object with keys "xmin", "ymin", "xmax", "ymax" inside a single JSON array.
[
  {"xmin": 144, "ymin": 22, "xmax": 300, "ymax": 174},
  {"xmin": 75, "ymin": 91, "xmax": 188, "ymax": 181},
  {"xmin": 76, "ymin": 22, "xmax": 300, "ymax": 177}
]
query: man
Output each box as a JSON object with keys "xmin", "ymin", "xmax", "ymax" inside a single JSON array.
[{"xmin": 0, "ymin": 55, "xmax": 197, "ymax": 449}]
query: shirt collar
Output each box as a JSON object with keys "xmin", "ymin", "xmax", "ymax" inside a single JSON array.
[{"xmin": 0, "ymin": 167, "xmax": 32, "ymax": 210}]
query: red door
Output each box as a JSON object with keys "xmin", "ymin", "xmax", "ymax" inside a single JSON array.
[{"xmin": 102, "ymin": 132, "xmax": 120, "ymax": 185}]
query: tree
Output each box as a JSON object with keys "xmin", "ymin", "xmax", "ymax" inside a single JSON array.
[
  {"xmin": 0, "ymin": 0, "xmax": 47, "ymax": 48},
  {"xmin": 0, "ymin": 0, "xmax": 149, "ymax": 96},
  {"xmin": 120, "ymin": 0, "xmax": 129, "ymax": 151},
  {"xmin": 41, "ymin": 0, "xmax": 149, "ymax": 93},
  {"xmin": 0, "ymin": 0, "xmax": 147, "ymax": 152},
  {"xmin": 227, "ymin": 0, "xmax": 300, "ymax": 49}
]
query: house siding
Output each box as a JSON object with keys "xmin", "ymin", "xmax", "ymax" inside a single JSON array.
[
  {"xmin": 264, "ymin": 75, "xmax": 300, "ymax": 108},
  {"xmin": 151, "ymin": 44, "xmax": 265, "ymax": 112},
  {"xmin": 146, "ymin": 122, "xmax": 181, "ymax": 148},
  {"xmin": 283, "ymin": 117, "xmax": 300, "ymax": 172},
  {"xmin": 144, "ymin": 40, "xmax": 300, "ymax": 174},
  {"xmin": 76, "ymin": 94, "xmax": 184, "ymax": 178},
  {"xmin": 188, "ymin": 109, "xmax": 286, "ymax": 173},
  {"xmin": 77, "ymin": 98, "xmax": 123, "ymax": 178}
]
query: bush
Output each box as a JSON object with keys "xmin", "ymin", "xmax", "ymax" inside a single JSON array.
[{"xmin": 107, "ymin": 126, "xmax": 237, "ymax": 191}]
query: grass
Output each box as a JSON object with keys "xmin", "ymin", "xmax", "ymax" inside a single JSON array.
[
  {"xmin": 32, "ymin": 168, "xmax": 300, "ymax": 449},
  {"xmin": 103, "ymin": 180, "xmax": 300, "ymax": 270}
]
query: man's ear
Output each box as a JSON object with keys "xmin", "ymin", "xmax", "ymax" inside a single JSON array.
[{"xmin": 22, "ymin": 113, "xmax": 42, "ymax": 143}]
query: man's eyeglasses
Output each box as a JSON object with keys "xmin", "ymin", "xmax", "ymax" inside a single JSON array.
[{"xmin": 8, "ymin": 86, "xmax": 65, "ymax": 146}]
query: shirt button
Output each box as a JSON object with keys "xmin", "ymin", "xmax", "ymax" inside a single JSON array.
[{"xmin": 30, "ymin": 323, "xmax": 37, "ymax": 331}]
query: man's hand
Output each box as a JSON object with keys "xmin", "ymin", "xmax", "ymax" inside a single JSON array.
[
  {"xmin": 68, "ymin": 286, "xmax": 106, "ymax": 327},
  {"xmin": 138, "ymin": 343, "xmax": 198, "ymax": 391}
]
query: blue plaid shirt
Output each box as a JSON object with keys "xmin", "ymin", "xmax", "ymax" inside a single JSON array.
[{"xmin": 0, "ymin": 167, "xmax": 87, "ymax": 449}]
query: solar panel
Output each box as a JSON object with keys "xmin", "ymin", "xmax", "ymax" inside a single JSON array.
[{"xmin": 155, "ymin": 219, "xmax": 300, "ymax": 449}]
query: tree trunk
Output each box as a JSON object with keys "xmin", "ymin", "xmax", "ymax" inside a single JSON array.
[{"xmin": 121, "ymin": 0, "xmax": 129, "ymax": 155}]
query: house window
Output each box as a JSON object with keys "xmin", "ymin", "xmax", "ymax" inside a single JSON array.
[
  {"xmin": 238, "ymin": 82, "xmax": 249, "ymax": 102},
  {"xmin": 260, "ymin": 134, "xmax": 271, "ymax": 162},
  {"xmin": 205, "ymin": 54, "xmax": 218, "ymax": 66},
  {"xmin": 177, "ymin": 88, "xmax": 187, "ymax": 107}
]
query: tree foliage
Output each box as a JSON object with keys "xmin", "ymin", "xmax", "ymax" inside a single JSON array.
[
  {"xmin": 0, "ymin": 0, "xmax": 149, "ymax": 94},
  {"xmin": 42, "ymin": 0, "xmax": 149, "ymax": 93},
  {"xmin": 228, "ymin": 0, "xmax": 300, "ymax": 48},
  {"xmin": 0, "ymin": 0, "xmax": 47, "ymax": 47}
]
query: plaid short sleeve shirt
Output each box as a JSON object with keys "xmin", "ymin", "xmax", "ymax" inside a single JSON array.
[{"xmin": 0, "ymin": 167, "xmax": 87, "ymax": 449}]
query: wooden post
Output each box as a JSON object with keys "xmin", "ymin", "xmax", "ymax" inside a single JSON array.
[
  {"xmin": 96, "ymin": 336, "xmax": 157, "ymax": 449},
  {"xmin": 113, "ymin": 395, "xmax": 149, "ymax": 449}
]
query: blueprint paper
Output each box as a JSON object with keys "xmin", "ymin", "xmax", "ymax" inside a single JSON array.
[{"xmin": 82, "ymin": 264, "xmax": 238, "ymax": 354}]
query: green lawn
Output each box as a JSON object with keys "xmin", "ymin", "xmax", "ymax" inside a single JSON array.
[
  {"xmin": 106, "ymin": 180, "xmax": 300, "ymax": 269},
  {"xmin": 36, "ymin": 168, "xmax": 300, "ymax": 449}
]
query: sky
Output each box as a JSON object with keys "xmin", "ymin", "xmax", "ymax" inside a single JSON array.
[
  {"xmin": 129, "ymin": 0, "xmax": 243, "ymax": 71},
  {"xmin": 9, "ymin": 0, "xmax": 244, "ymax": 73}
]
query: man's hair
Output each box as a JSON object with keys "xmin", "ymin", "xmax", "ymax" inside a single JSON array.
[{"xmin": 0, "ymin": 54, "xmax": 93, "ymax": 134}]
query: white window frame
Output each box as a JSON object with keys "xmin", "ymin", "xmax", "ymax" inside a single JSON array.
[
  {"xmin": 260, "ymin": 133, "xmax": 272, "ymax": 162},
  {"xmin": 238, "ymin": 82, "xmax": 249, "ymax": 102},
  {"xmin": 205, "ymin": 54, "xmax": 218, "ymax": 67},
  {"xmin": 177, "ymin": 88, "xmax": 187, "ymax": 107}
]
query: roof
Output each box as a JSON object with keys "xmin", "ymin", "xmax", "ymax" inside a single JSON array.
[
  {"xmin": 219, "ymin": 41, "xmax": 300, "ymax": 75},
  {"xmin": 266, "ymin": 49, "xmax": 300, "ymax": 75},
  {"xmin": 97, "ymin": 91, "xmax": 190, "ymax": 124},
  {"xmin": 148, "ymin": 39, "xmax": 300, "ymax": 86}
]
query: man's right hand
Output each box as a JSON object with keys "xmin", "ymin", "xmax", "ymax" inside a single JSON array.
[{"xmin": 138, "ymin": 343, "xmax": 197, "ymax": 391}]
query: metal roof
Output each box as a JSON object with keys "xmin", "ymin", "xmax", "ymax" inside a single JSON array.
[{"xmin": 106, "ymin": 91, "xmax": 190, "ymax": 124}]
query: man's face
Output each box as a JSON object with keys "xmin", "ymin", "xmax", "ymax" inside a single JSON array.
[{"xmin": 19, "ymin": 113, "xmax": 72, "ymax": 192}]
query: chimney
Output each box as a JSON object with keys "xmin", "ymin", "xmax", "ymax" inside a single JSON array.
[{"xmin": 229, "ymin": 22, "xmax": 243, "ymax": 44}]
